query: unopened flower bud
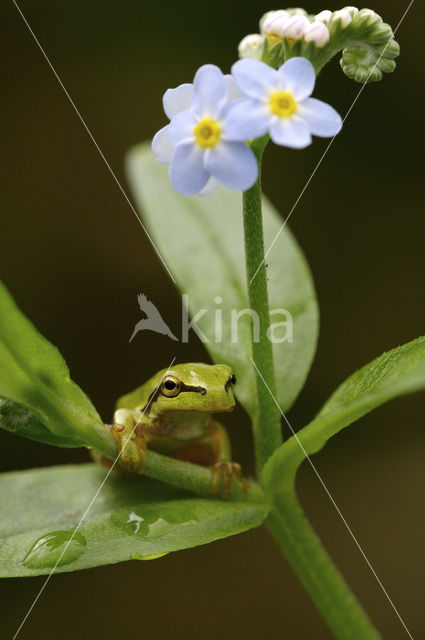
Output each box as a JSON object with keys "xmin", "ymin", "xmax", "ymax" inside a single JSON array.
[
  {"xmin": 286, "ymin": 7, "xmax": 308, "ymax": 16},
  {"xmin": 304, "ymin": 21, "xmax": 330, "ymax": 48},
  {"xmin": 314, "ymin": 10, "xmax": 332, "ymax": 24},
  {"xmin": 282, "ymin": 14, "xmax": 311, "ymax": 41},
  {"xmin": 383, "ymin": 39, "xmax": 400, "ymax": 59},
  {"xmin": 343, "ymin": 6, "xmax": 359, "ymax": 17},
  {"xmin": 259, "ymin": 10, "xmax": 273, "ymax": 34},
  {"xmin": 331, "ymin": 9, "xmax": 352, "ymax": 28},
  {"xmin": 261, "ymin": 10, "xmax": 290, "ymax": 36},
  {"xmin": 378, "ymin": 57, "xmax": 396, "ymax": 73},
  {"xmin": 238, "ymin": 33, "xmax": 265, "ymax": 60},
  {"xmin": 358, "ymin": 8, "xmax": 380, "ymax": 24}
]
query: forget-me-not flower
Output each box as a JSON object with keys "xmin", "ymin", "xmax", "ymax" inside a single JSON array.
[
  {"xmin": 152, "ymin": 75, "xmax": 242, "ymax": 166},
  {"xmin": 152, "ymin": 73, "xmax": 242, "ymax": 196},
  {"xmin": 227, "ymin": 57, "xmax": 342, "ymax": 149},
  {"xmin": 152, "ymin": 65, "xmax": 258, "ymax": 196}
]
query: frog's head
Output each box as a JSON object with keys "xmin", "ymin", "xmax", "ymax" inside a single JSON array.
[{"xmin": 146, "ymin": 362, "xmax": 236, "ymax": 415}]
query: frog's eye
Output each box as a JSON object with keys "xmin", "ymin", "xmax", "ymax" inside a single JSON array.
[
  {"xmin": 161, "ymin": 375, "xmax": 181, "ymax": 397},
  {"xmin": 225, "ymin": 373, "xmax": 237, "ymax": 392}
]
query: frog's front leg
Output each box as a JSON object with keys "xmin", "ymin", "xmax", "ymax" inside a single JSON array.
[
  {"xmin": 172, "ymin": 420, "xmax": 249, "ymax": 499},
  {"xmin": 108, "ymin": 408, "xmax": 147, "ymax": 474}
]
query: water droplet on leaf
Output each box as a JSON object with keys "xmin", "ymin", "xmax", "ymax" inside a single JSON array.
[
  {"xmin": 23, "ymin": 530, "xmax": 87, "ymax": 569},
  {"xmin": 130, "ymin": 552, "xmax": 168, "ymax": 561}
]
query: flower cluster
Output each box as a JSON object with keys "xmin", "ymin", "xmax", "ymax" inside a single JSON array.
[
  {"xmin": 152, "ymin": 6, "xmax": 399, "ymax": 196},
  {"xmin": 240, "ymin": 6, "xmax": 399, "ymax": 84},
  {"xmin": 152, "ymin": 57, "xmax": 342, "ymax": 196},
  {"xmin": 152, "ymin": 68, "xmax": 250, "ymax": 196},
  {"xmin": 260, "ymin": 8, "xmax": 330, "ymax": 50},
  {"xmin": 242, "ymin": 6, "xmax": 391, "ymax": 58}
]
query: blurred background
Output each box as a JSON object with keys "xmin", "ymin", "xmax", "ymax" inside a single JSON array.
[{"xmin": 1, "ymin": 1, "xmax": 424, "ymax": 637}]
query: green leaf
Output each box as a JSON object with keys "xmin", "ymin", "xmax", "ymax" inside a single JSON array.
[
  {"xmin": 263, "ymin": 336, "xmax": 425, "ymax": 493},
  {"xmin": 0, "ymin": 281, "xmax": 114, "ymax": 455},
  {"xmin": 0, "ymin": 463, "xmax": 269, "ymax": 576},
  {"xmin": 0, "ymin": 398, "xmax": 82, "ymax": 448},
  {"xmin": 125, "ymin": 143, "xmax": 318, "ymax": 417}
]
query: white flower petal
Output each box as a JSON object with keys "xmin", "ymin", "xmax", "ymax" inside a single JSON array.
[
  {"xmin": 197, "ymin": 176, "xmax": 218, "ymax": 197},
  {"xmin": 277, "ymin": 57, "xmax": 316, "ymax": 101},
  {"xmin": 225, "ymin": 74, "xmax": 244, "ymax": 101},
  {"xmin": 298, "ymin": 98, "xmax": 342, "ymax": 137},
  {"xmin": 169, "ymin": 142, "xmax": 209, "ymax": 196},
  {"xmin": 270, "ymin": 117, "xmax": 312, "ymax": 149},
  {"xmin": 151, "ymin": 125, "xmax": 174, "ymax": 165},
  {"xmin": 231, "ymin": 59, "xmax": 279, "ymax": 100},
  {"xmin": 204, "ymin": 141, "xmax": 258, "ymax": 191},
  {"xmin": 224, "ymin": 98, "xmax": 270, "ymax": 141},
  {"xmin": 168, "ymin": 110, "xmax": 197, "ymax": 146},
  {"xmin": 191, "ymin": 65, "xmax": 228, "ymax": 119},
  {"xmin": 163, "ymin": 83, "xmax": 194, "ymax": 120}
]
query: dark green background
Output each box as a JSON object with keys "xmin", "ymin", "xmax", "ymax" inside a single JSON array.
[{"xmin": 1, "ymin": 1, "xmax": 424, "ymax": 638}]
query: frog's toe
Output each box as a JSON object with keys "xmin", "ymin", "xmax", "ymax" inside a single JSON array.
[
  {"xmin": 209, "ymin": 461, "xmax": 249, "ymax": 499},
  {"xmin": 111, "ymin": 425, "xmax": 146, "ymax": 474},
  {"xmin": 120, "ymin": 443, "xmax": 146, "ymax": 474}
]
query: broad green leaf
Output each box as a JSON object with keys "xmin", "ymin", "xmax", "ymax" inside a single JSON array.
[
  {"xmin": 263, "ymin": 336, "xmax": 425, "ymax": 493},
  {"xmin": 0, "ymin": 463, "xmax": 269, "ymax": 576},
  {"xmin": 0, "ymin": 398, "xmax": 81, "ymax": 448},
  {"xmin": 126, "ymin": 143, "xmax": 318, "ymax": 417},
  {"xmin": 0, "ymin": 281, "xmax": 114, "ymax": 455}
]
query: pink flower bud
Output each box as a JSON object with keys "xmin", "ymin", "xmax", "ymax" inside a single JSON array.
[
  {"xmin": 261, "ymin": 10, "xmax": 290, "ymax": 37},
  {"xmin": 282, "ymin": 15, "xmax": 311, "ymax": 40},
  {"xmin": 304, "ymin": 21, "xmax": 330, "ymax": 48}
]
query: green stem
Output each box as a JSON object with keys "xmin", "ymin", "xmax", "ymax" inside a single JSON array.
[
  {"xmin": 144, "ymin": 451, "xmax": 265, "ymax": 503},
  {"xmin": 243, "ymin": 140, "xmax": 380, "ymax": 638},
  {"xmin": 243, "ymin": 136, "xmax": 282, "ymax": 474},
  {"xmin": 94, "ymin": 428, "xmax": 265, "ymax": 503},
  {"xmin": 267, "ymin": 490, "xmax": 381, "ymax": 639}
]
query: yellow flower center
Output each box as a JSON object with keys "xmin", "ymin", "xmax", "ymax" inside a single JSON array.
[
  {"xmin": 193, "ymin": 118, "xmax": 221, "ymax": 148},
  {"xmin": 269, "ymin": 91, "xmax": 298, "ymax": 118}
]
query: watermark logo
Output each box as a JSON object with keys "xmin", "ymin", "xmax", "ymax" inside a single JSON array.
[
  {"xmin": 130, "ymin": 293, "xmax": 293, "ymax": 344},
  {"xmin": 129, "ymin": 294, "xmax": 178, "ymax": 342}
]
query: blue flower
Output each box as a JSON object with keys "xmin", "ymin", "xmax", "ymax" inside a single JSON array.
[
  {"xmin": 227, "ymin": 57, "xmax": 342, "ymax": 149},
  {"xmin": 152, "ymin": 65, "xmax": 258, "ymax": 196}
]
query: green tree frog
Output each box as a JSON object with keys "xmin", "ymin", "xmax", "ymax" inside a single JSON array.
[{"xmin": 97, "ymin": 363, "xmax": 247, "ymax": 498}]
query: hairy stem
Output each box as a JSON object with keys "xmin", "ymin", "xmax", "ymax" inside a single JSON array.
[
  {"xmin": 267, "ymin": 490, "xmax": 380, "ymax": 639},
  {"xmin": 243, "ymin": 136, "xmax": 282, "ymax": 474},
  {"xmin": 94, "ymin": 430, "xmax": 265, "ymax": 503},
  {"xmin": 144, "ymin": 451, "xmax": 265, "ymax": 503}
]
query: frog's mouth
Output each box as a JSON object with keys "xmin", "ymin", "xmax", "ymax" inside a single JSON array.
[{"xmin": 224, "ymin": 374, "xmax": 236, "ymax": 393}]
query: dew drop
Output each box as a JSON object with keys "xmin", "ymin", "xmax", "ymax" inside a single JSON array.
[
  {"xmin": 130, "ymin": 552, "xmax": 168, "ymax": 561},
  {"xmin": 23, "ymin": 530, "xmax": 87, "ymax": 569}
]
